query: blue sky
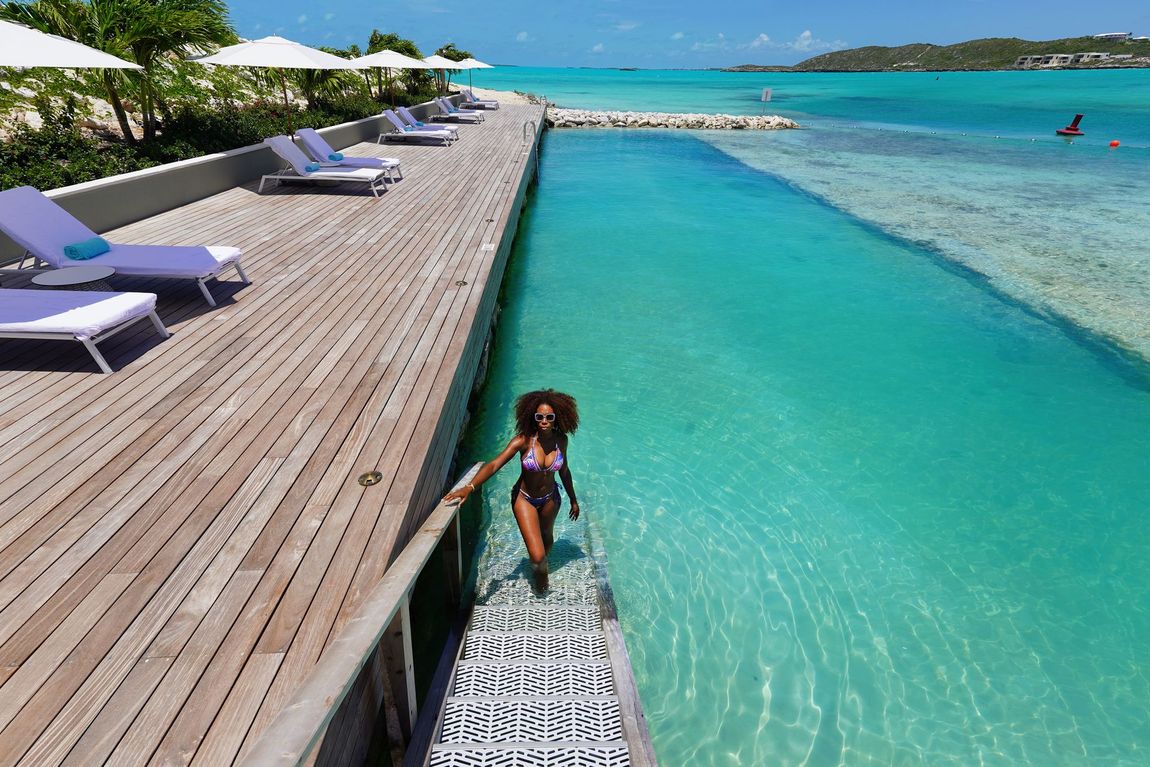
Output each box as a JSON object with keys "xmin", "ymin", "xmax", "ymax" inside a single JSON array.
[{"xmin": 228, "ymin": 0, "xmax": 1150, "ymax": 68}]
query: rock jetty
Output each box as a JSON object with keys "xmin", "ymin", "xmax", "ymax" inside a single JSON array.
[{"xmin": 545, "ymin": 107, "xmax": 799, "ymax": 130}]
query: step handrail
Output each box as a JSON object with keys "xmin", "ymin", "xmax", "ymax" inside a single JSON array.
[{"xmin": 240, "ymin": 462, "xmax": 482, "ymax": 766}]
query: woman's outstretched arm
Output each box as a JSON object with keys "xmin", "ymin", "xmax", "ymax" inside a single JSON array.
[{"xmin": 442, "ymin": 435, "xmax": 526, "ymax": 504}]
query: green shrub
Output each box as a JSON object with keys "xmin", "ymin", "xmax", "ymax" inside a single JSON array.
[{"xmin": 0, "ymin": 96, "xmax": 155, "ymax": 191}]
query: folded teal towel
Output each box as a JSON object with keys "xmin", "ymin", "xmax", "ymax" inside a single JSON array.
[
  {"xmin": 415, "ymin": 121, "xmax": 425, "ymax": 127},
  {"xmin": 63, "ymin": 236, "xmax": 110, "ymax": 260},
  {"xmin": 305, "ymin": 162, "xmax": 321, "ymax": 172},
  {"xmin": 328, "ymin": 152, "xmax": 343, "ymax": 161},
  {"xmin": 403, "ymin": 126, "xmax": 412, "ymax": 131}
]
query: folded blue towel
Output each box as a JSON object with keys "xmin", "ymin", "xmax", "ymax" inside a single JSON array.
[
  {"xmin": 403, "ymin": 126, "xmax": 412, "ymax": 131},
  {"xmin": 305, "ymin": 162, "xmax": 321, "ymax": 172},
  {"xmin": 415, "ymin": 121, "xmax": 425, "ymax": 127},
  {"xmin": 328, "ymin": 152, "xmax": 343, "ymax": 161},
  {"xmin": 63, "ymin": 236, "xmax": 110, "ymax": 260}
]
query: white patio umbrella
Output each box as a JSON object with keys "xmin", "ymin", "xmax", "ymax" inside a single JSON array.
[
  {"xmin": 455, "ymin": 57, "xmax": 493, "ymax": 92},
  {"xmin": 423, "ymin": 54, "xmax": 463, "ymax": 95},
  {"xmin": 349, "ymin": 49, "xmax": 427, "ymax": 104},
  {"xmin": 193, "ymin": 35, "xmax": 358, "ymax": 111},
  {"xmin": 0, "ymin": 19, "xmax": 141, "ymax": 69}
]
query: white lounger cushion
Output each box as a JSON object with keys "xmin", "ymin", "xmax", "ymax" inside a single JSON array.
[{"xmin": 0, "ymin": 289, "xmax": 157, "ymax": 340}]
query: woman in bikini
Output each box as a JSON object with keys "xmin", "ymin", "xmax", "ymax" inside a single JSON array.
[{"xmin": 442, "ymin": 389, "xmax": 580, "ymax": 591}]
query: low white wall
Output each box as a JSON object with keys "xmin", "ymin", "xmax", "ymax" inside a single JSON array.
[{"xmin": 0, "ymin": 97, "xmax": 457, "ymax": 264}]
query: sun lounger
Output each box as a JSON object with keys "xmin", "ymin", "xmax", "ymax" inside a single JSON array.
[
  {"xmin": 261, "ymin": 135, "xmax": 391, "ymax": 198},
  {"xmin": 433, "ymin": 98, "xmax": 484, "ymax": 123},
  {"xmin": 294, "ymin": 128, "xmax": 403, "ymax": 182},
  {"xmin": 0, "ymin": 288, "xmax": 169, "ymax": 373},
  {"xmin": 461, "ymin": 89, "xmax": 499, "ymax": 109},
  {"xmin": 396, "ymin": 107, "xmax": 459, "ymax": 138},
  {"xmin": 0, "ymin": 186, "xmax": 248, "ymax": 307},
  {"xmin": 378, "ymin": 111, "xmax": 455, "ymax": 146}
]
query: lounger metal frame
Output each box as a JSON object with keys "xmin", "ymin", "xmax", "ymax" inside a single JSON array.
[
  {"xmin": 0, "ymin": 309, "xmax": 169, "ymax": 373},
  {"xmin": 257, "ymin": 167, "xmax": 391, "ymax": 198},
  {"xmin": 17, "ymin": 254, "xmax": 250, "ymax": 308}
]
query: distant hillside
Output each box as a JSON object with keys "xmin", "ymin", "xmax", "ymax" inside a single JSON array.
[{"xmin": 792, "ymin": 36, "xmax": 1150, "ymax": 71}]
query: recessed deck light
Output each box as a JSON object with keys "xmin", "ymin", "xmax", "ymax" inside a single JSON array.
[{"xmin": 358, "ymin": 471, "xmax": 382, "ymax": 487}]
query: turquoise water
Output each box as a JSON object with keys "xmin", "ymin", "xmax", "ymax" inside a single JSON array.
[
  {"xmin": 478, "ymin": 68, "xmax": 1150, "ymax": 358},
  {"xmin": 459, "ymin": 72, "xmax": 1150, "ymax": 766},
  {"xmin": 478, "ymin": 67, "xmax": 1150, "ymax": 144}
]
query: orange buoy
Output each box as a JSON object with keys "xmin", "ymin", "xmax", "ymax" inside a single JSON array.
[{"xmin": 1110, "ymin": 140, "xmax": 1120, "ymax": 148}]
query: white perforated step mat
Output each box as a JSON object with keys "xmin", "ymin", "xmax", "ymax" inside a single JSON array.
[
  {"xmin": 471, "ymin": 606, "xmax": 601, "ymax": 633},
  {"xmin": 429, "ymin": 744, "xmax": 630, "ymax": 766},
  {"xmin": 440, "ymin": 698, "xmax": 623, "ymax": 743},
  {"xmin": 453, "ymin": 661, "xmax": 615, "ymax": 697},
  {"xmin": 464, "ymin": 632, "xmax": 607, "ymax": 661}
]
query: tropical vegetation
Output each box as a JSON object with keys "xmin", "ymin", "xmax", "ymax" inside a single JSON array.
[{"xmin": 0, "ymin": 0, "xmax": 481, "ymax": 188}]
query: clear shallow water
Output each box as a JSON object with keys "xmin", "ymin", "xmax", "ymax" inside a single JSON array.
[
  {"xmin": 460, "ymin": 130, "xmax": 1150, "ymax": 766},
  {"xmin": 478, "ymin": 67, "xmax": 1150, "ymax": 144},
  {"xmin": 478, "ymin": 68, "xmax": 1150, "ymax": 358}
]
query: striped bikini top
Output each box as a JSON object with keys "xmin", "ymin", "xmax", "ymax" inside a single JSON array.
[{"xmin": 522, "ymin": 434, "xmax": 564, "ymax": 473}]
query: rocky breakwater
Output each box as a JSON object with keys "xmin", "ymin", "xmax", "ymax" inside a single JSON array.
[{"xmin": 545, "ymin": 107, "xmax": 799, "ymax": 130}]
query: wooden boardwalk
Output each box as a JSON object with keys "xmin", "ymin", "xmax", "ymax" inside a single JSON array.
[{"xmin": 0, "ymin": 103, "xmax": 545, "ymax": 766}]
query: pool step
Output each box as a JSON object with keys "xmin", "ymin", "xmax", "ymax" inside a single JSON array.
[{"xmin": 427, "ymin": 605, "xmax": 632, "ymax": 766}]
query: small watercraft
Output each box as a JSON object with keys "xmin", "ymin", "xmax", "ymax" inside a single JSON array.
[{"xmin": 1056, "ymin": 114, "xmax": 1085, "ymax": 136}]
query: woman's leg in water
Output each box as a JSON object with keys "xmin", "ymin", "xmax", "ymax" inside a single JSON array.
[
  {"xmin": 512, "ymin": 495, "xmax": 550, "ymax": 590},
  {"xmin": 539, "ymin": 495, "xmax": 561, "ymax": 555}
]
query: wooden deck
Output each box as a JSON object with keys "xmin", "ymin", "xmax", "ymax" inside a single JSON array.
[{"xmin": 0, "ymin": 102, "xmax": 546, "ymax": 766}]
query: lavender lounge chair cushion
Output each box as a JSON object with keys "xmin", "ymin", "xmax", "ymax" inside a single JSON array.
[
  {"xmin": 292, "ymin": 129, "xmax": 401, "ymax": 170},
  {"xmin": 0, "ymin": 186, "xmax": 243, "ymax": 279},
  {"xmin": 382, "ymin": 111, "xmax": 455, "ymax": 140},
  {"xmin": 0, "ymin": 289, "xmax": 157, "ymax": 340}
]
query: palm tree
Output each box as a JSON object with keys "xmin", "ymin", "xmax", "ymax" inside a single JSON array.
[
  {"xmin": 433, "ymin": 42, "xmax": 472, "ymax": 94},
  {"xmin": 0, "ymin": 0, "xmax": 236, "ymax": 144},
  {"xmin": 120, "ymin": 0, "xmax": 236, "ymax": 142},
  {"xmin": 366, "ymin": 30, "xmax": 425, "ymax": 102},
  {"xmin": 0, "ymin": 0, "xmax": 137, "ymax": 141}
]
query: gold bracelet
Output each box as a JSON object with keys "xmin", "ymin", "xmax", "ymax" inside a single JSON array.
[{"xmin": 467, "ymin": 482, "xmax": 476, "ymax": 492}]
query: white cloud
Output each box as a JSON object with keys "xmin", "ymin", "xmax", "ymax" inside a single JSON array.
[
  {"xmin": 323, "ymin": 12, "xmax": 335, "ymax": 21},
  {"xmin": 670, "ymin": 31, "xmax": 684, "ymax": 40},
  {"xmin": 691, "ymin": 33, "xmax": 729, "ymax": 52},
  {"xmin": 614, "ymin": 21, "xmax": 639, "ymax": 32},
  {"xmin": 730, "ymin": 29, "xmax": 846, "ymax": 54},
  {"xmin": 591, "ymin": 42, "xmax": 605, "ymax": 53},
  {"xmin": 296, "ymin": 13, "xmax": 307, "ymax": 23},
  {"xmin": 779, "ymin": 30, "xmax": 847, "ymax": 53},
  {"xmin": 516, "ymin": 31, "xmax": 530, "ymax": 42}
]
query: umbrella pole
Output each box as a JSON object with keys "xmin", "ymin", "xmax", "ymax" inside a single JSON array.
[{"xmin": 278, "ymin": 68, "xmax": 293, "ymax": 132}]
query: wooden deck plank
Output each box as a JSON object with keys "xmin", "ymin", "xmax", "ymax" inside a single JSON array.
[{"xmin": 0, "ymin": 104, "xmax": 544, "ymax": 766}]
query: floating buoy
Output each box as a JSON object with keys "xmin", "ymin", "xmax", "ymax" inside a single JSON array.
[
  {"xmin": 1056, "ymin": 114, "xmax": 1085, "ymax": 136},
  {"xmin": 1110, "ymin": 140, "xmax": 1120, "ymax": 148}
]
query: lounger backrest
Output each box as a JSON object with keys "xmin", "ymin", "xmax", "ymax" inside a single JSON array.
[
  {"xmin": 294, "ymin": 128, "xmax": 335, "ymax": 162},
  {"xmin": 397, "ymin": 107, "xmax": 421, "ymax": 126},
  {"xmin": 0, "ymin": 186, "xmax": 100, "ymax": 268},
  {"xmin": 435, "ymin": 97, "xmax": 455, "ymax": 113},
  {"xmin": 264, "ymin": 135, "xmax": 314, "ymax": 176},
  {"xmin": 383, "ymin": 110, "xmax": 411, "ymax": 132}
]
